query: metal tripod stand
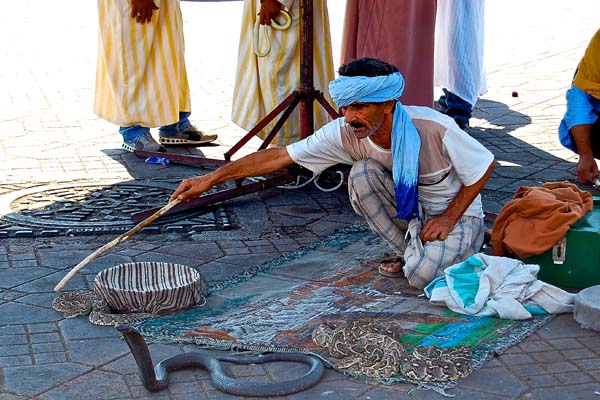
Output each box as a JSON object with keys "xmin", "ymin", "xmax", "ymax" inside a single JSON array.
[{"xmin": 132, "ymin": 0, "xmax": 339, "ymax": 222}]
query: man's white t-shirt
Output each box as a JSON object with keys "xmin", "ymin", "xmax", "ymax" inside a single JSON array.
[{"xmin": 286, "ymin": 106, "xmax": 494, "ymax": 218}]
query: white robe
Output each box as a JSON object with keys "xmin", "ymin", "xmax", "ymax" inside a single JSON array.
[{"xmin": 434, "ymin": 0, "xmax": 487, "ymax": 106}]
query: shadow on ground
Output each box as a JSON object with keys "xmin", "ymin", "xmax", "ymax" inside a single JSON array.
[{"xmin": 470, "ymin": 99, "xmax": 591, "ymax": 213}]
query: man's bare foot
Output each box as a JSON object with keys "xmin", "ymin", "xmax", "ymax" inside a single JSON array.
[{"xmin": 377, "ymin": 256, "xmax": 404, "ymax": 278}]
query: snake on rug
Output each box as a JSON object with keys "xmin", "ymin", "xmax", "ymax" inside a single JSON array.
[
  {"xmin": 52, "ymin": 290, "xmax": 156, "ymax": 326},
  {"xmin": 312, "ymin": 321, "xmax": 472, "ymax": 381},
  {"xmin": 117, "ymin": 325, "xmax": 325, "ymax": 396}
]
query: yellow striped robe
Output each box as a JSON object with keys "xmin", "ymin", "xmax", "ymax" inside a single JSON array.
[
  {"xmin": 94, "ymin": 0, "xmax": 191, "ymax": 128},
  {"xmin": 231, "ymin": 0, "xmax": 335, "ymax": 146}
]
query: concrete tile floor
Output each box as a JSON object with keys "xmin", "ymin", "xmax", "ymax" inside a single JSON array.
[{"xmin": 1, "ymin": 1, "xmax": 600, "ymax": 398}]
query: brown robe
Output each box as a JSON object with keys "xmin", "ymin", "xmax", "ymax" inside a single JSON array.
[{"xmin": 340, "ymin": 0, "xmax": 437, "ymax": 107}]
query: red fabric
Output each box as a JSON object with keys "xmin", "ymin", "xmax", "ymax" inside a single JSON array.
[
  {"xmin": 491, "ymin": 182, "xmax": 594, "ymax": 259},
  {"xmin": 340, "ymin": 0, "xmax": 437, "ymax": 107}
]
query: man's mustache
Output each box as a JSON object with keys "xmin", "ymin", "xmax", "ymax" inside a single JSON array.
[{"xmin": 348, "ymin": 122, "xmax": 365, "ymax": 129}]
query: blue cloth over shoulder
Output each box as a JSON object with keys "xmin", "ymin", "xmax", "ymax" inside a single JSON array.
[{"xmin": 329, "ymin": 72, "xmax": 420, "ymax": 220}]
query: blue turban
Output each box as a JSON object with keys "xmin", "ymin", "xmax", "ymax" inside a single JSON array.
[{"xmin": 329, "ymin": 72, "xmax": 420, "ymax": 220}]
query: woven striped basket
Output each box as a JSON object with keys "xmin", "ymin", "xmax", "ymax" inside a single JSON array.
[{"xmin": 94, "ymin": 262, "xmax": 204, "ymax": 315}]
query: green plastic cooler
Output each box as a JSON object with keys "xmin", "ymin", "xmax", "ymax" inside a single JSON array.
[{"xmin": 523, "ymin": 196, "xmax": 600, "ymax": 289}]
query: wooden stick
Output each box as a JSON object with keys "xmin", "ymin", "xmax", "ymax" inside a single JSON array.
[{"xmin": 54, "ymin": 199, "xmax": 181, "ymax": 292}]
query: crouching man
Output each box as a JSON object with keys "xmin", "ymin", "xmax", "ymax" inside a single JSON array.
[{"xmin": 171, "ymin": 57, "xmax": 495, "ymax": 289}]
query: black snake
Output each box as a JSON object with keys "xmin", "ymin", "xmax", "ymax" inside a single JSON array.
[
  {"xmin": 312, "ymin": 321, "xmax": 472, "ymax": 381},
  {"xmin": 117, "ymin": 325, "xmax": 325, "ymax": 396},
  {"xmin": 54, "ymin": 292, "xmax": 325, "ymax": 396}
]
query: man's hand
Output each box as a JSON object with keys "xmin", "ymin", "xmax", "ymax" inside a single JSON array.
[
  {"xmin": 420, "ymin": 161, "xmax": 495, "ymax": 243},
  {"xmin": 170, "ymin": 175, "xmax": 214, "ymax": 203},
  {"xmin": 576, "ymin": 154, "xmax": 599, "ymax": 185},
  {"xmin": 170, "ymin": 147, "xmax": 295, "ymax": 203},
  {"xmin": 419, "ymin": 215, "xmax": 456, "ymax": 243},
  {"xmin": 259, "ymin": 0, "xmax": 283, "ymax": 25},
  {"xmin": 131, "ymin": 0, "xmax": 158, "ymax": 24}
]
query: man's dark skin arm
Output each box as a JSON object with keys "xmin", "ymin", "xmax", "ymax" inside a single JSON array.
[
  {"xmin": 571, "ymin": 124, "xmax": 599, "ymax": 184},
  {"xmin": 259, "ymin": 0, "xmax": 284, "ymax": 26},
  {"xmin": 420, "ymin": 161, "xmax": 495, "ymax": 243},
  {"xmin": 170, "ymin": 147, "xmax": 295, "ymax": 202},
  {"xmin": 131, "ymin": 0, "xmax": 158, "ymax": 24}
]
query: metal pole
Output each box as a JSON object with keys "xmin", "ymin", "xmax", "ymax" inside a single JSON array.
[{"xmin": 298, "ymin": 0, "xmax": 314, "ymax": 139}]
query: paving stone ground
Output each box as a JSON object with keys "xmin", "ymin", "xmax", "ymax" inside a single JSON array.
[{"xmin": 2, "ymin": 1, "xmax": 600, "ymax": 399}]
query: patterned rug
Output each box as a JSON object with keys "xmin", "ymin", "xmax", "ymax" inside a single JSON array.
[{"xmin": 132, "ymin": 225, "xmax": 553, "ymax": 389}]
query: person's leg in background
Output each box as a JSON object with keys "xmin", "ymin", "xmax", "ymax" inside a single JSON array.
[
  {"xmin": 158, "ymin": 112, "xmax": 218, "ymax": 146},
  {"xmin": 434, "ymin": 0, "xmax": 486, "ymax": 132},
  {"xmin": 120, "ymin": 125, "xmax": 165, "ymax": 153},
  {"xmin": 438, "ymin": 88, "xmax": 473, "ymax": 131}
]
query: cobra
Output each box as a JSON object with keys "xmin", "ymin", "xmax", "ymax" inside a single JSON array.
[{"xmin": 117, "ymin": 325, "xmax": 325, "ymax": 396}]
